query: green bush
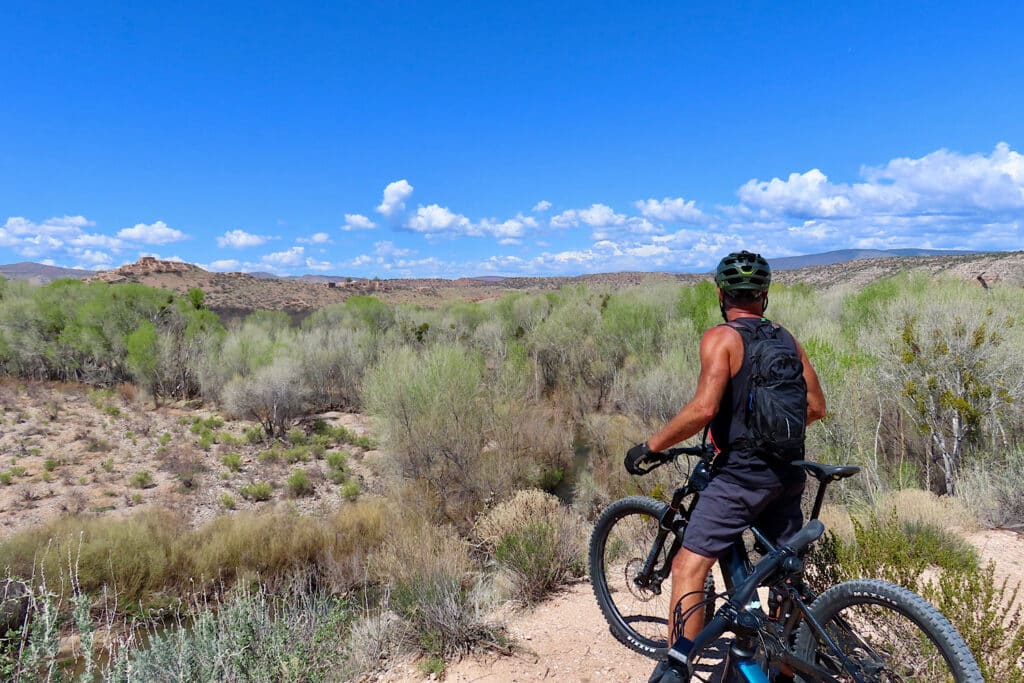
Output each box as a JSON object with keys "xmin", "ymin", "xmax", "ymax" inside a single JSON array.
[
  {"xmin": 219, "ymin": 494, "xmax": 237, "ymax": 510},
  {"xmin": 130, "ymin": 470, "xmax": 155, "ymax": 489},
  {"xmin": 239, "ymin": 482, "xmax": 273, "ymax": 502},
  {"xmin": 325, "ymin": 451, "xmax": 348, "ymax": 471},
  {"xmin": 340, "ymin": 479, "xmax": 360, "ymax": 501},
  {"xmin": 286, "ymin": 469, "xmax": 314, "ymax": 497},
  {"xmin": 475, "ymin": 490, "xmax": 585, "ymax": 604},
  {"xmin": 221, "ymin": 453, "xmax": 243, "ymax": 473}
]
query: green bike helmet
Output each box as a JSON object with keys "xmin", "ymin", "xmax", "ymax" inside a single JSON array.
[{"xmin": 715, "ymin": 250, "xmax": 771, "ymax": 292}]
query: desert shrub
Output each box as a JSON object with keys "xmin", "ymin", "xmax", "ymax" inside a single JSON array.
[
  {"xmin": 365, "ymin": 344, "xmax": 488, "ymax": 519},
  {"xmin": 244, "ymin": 425, "xmax": 265, "ymax": 444},
  {"xmin": 293, "ymin": 326, "xmax": 376, "ymax": 411},
  {"xmin": 614, "ymin": 329, "xmax": 700, "ymax": 425},
  {"xmin": 130, "ymin": 470, "xmax": 155, "ymax": 489},
  {"xmin": 474, "ymin": 490, "xmax": 585, "ymax": 604},
  {"xmin": 922, "ymin": 564, "xmax": 1024, "ymax": 682},
  {"xmin": 373, "ymin": 519, "xmax": 501, "ymax": 658},
  {"xmin": 284, "ymin": 445, "xmax": 309, "ymax": 463},
  {"xmin": 222, "ymin": 356, "xmax": 312, "ymax": 437},
  {"xmin": 0, "ymin": 508, "xmax": 185, "ymax": 603},
  {"xmin": 107, "ymin": 581, "xmax": 355, "ymax": 682},
  {"xmin": 286, "ymin": 427, "xmax": 306, "ymax": 445},
  {"xmin": 220, "ymin": 453, "xmax": 243, "ymax": 472},
  {"xmin": 811, "ymin": 511, "xmax": 978, "ymax": 589},
  {"xmin": 219, "ymin": 494, "xmax": 237, "ymax": 510},
  {"xmin": 286, "ymin": 469, "xmax": 314, "ymax": 497},
  {"xmin": 339, "ymin": 479, "xmax": 360, "ymax": 501},
  {"xmin": 958, "ymin": 447, "xmax": 1024, "ymax": 529},
  {"xmin": 185, "ymin": 512, "xmax": 330, "ymax": 587},
  {"xmin": 526, "ymin": 290, "xmax": 615, "ymax": 415},
  {"xmin": 807, "ymin": 512, "xmax": 1021, "ymax": 680},
  {"xmin": 239, "ymin": 482, "xmax": 273, "ymax": 502},
  {"xmin": 325, "ymin": 451, "xmax": 348, "ymax": 471}
]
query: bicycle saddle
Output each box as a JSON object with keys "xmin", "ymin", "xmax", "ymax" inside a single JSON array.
[{"xmin": 791, "ymin": 460, "xmax": 861, "ymax": 482}]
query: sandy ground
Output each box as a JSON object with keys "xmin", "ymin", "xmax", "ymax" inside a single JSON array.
[{"xmin": 423, "ymin": 530, "xmax": 1024, "ymax": 683}]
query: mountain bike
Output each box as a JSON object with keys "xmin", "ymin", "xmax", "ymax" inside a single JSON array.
[{"xmin": 588, "ymin": 445, "xmax": 983, "ymax": 681}]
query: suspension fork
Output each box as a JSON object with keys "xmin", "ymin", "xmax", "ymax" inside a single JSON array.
[{"xmin": 635, "ymin": 485, "xmax": 698, "ymax": 588}]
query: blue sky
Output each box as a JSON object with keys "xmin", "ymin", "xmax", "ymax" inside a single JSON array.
[{"xmin": 2, "ymin": 2, "xmax": 1022, "ymax": 277}]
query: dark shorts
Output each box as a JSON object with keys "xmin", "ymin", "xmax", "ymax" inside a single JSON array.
[{"xmin": 681, "ymin": 472, "xmax": 805, "ymax": 558}]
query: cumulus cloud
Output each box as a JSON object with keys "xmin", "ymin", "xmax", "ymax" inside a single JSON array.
[
  {"xmin": 407, "ymin": 204, "xmax": 472, "ymax": 234},
  {"xmin": 297, "ymin": 232, "xmax": 332, "ymax": 244},
  {"xmin": 217, "ymin": 229, "xmax": 268, "ymax": 248},
  {"xmin": 635, "ymin": 197, "xmax": 706, "ymax": 224},
  {"xmin": 532, "ymin": 200, "xmax": 552, "ymax": 212},
  {"xmin": 342, "ymin": 213, "xmax": 377, "ymax": 231},
  {"xmin": 261, "ymin": 246, "xmax": 305, "ymax": 267},
  {"xmin": 117, "ymin": 221, "xmax": 187, "ymax": 245},
  {"xmin": 376, "ymin": 179, "xmax": 414, "ymax": 217},
  {"xmin": 305, "ymin": 257, "xmax": 333, "ymax": 271},
  {"xmin": 207, "ymin": 259, "xmax": 241, "ymax": 271}
]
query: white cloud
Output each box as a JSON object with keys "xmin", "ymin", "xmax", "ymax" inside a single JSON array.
[
  {"xmin": 635, "ymin": 197, "xmax": 706, "ymax": 224},
  {"xmin": 217, "ymin": 229, "xmax": 268, "ymax": 248},
  {"xmin": 374, "ymin": 241, "xmax": 413, "ymax": 258},
  {"xmin": 342, "ymin": 213, "xmax": 377, "ymax": 231},
  {"xmin": 4, "ymin": 215, "xmax": 94, "ymax": 236},
  {"xmin": 262, "ymin": 246, "xmax": 305, "ymax": 267},
  {"xmin": 532, "ymin": 200, "xmax": 552, "ymax": 213},
  {"xmin": 297, "ymin": 232, "xmax": 332, "ymax": 245},
  {"xmin": 376, "ymin": 179, "xmax": 414, "ymax": 217},
  {"xmin": 117, "ymin": 221, "xmax": 187, "ymax": 244},
  {"xmin": 550, "ymin": 204, "xmax": 628, "ymax": 229},
  {"xmin": 472, "ymin": 214, "xmax": 538, "ymax": 239},
  {"xmin": 407, "ymin": 204, "xmax": 472, "ymax": 234},
  {"xmin": 70, "ymin": 233, "xmax": 124, "ymax": 250},
  {"xmin": 70, "ymin": 248, "xmax": 113, "ymax": 266},
  {"xmin": 207, "ymin": 259, "xmax": 241, "ymax": 271},
  {"xmin": 305, "ymin": 257, "xmax": 333, "ymax": 271},
  {"xmin": 351, "ymin": 255, "xmax": 374, "ymax": 267}
]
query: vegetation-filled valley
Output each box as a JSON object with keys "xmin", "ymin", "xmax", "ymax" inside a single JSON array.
[{"xmin": 0, "ymin": 261, "xmax": 1022, "ymax": 681}]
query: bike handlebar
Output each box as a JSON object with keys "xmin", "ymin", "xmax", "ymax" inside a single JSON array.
[{"xmin": 632, "ymin": 445, "xmax": 715, "ymax": 474}]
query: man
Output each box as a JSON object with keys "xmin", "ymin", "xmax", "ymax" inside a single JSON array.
[{"xmin": 625, "ymin": 250, "xmax": 826, "ymax": 682}]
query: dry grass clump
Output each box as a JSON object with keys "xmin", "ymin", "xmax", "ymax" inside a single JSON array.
[
  {"xmin": 373, "ymin": 518, "xmax": 502, "ymax": 658},
  {"xmin": 0, "ymin": 507, "xmax": 185, "ymax": 604},
  {"xmin": 874, "ymin": 488, "xmax": 977, "ymax": 533},
  {"xmin": 957, "ymin": 448, "xmax": 1024, "ymax": 530},
  {"xmin": 474, "ymin": 490, "xmax": 586, "ymax": 604}
]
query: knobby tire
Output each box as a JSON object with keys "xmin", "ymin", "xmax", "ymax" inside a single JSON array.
[
  {"xmin": 589, "ymin": 496, "xmax": 714, "ymax": 659},
  {"xmin": 794, "ymin": 578, "xmax": 982, "ymax": 682}
]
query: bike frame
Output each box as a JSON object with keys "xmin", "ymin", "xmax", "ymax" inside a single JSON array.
[{"xmin": 635, "ymin": 449, "xmax": 862, "ymax": 682}]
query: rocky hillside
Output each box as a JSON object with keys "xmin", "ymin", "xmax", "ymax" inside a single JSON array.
[{"xmin": 4, "ymin": 250, "xmax": 1018, "ymax": 319}]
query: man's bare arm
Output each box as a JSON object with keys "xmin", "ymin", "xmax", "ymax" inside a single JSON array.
[{"xmin": 795, "ymin": 340, "xmax": 826, "ymax": 424}]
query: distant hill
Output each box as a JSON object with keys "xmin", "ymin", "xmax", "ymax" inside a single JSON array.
[
  {"xmin": 0, "ymin": 262, "xmax": 92, "ymax": 283},
  {"xmin": 1, "ymin": 250, "xmax": 1020, "ymax": 317},
  {"xmin": 769, "ymin": 248, "xmax": 976, "ymax": 270}
]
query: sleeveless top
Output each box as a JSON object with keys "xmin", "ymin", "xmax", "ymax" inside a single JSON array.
[{"xmin": 707, "ymin": 317, "xmax": 806, "ymax": 488}]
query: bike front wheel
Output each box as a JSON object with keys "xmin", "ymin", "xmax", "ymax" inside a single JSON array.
[
  {"xmin": 589, "ymin": 496, "xmax": 714, "ymax": 659},
  {"xmin": 794, "ymin": 578, "xmax": 982, "ymax": 682}
]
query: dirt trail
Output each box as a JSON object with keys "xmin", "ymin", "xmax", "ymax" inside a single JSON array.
[{"xmin": 417, "ymin": 530, "xmax": 1024, "ymax": 683}]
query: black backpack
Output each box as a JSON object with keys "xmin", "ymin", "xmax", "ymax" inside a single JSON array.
[{"xmin": 727, "ymin": 320, "xmax": 808, "ymax": 462}]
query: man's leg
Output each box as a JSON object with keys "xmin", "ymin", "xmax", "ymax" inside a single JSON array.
[{"xmin": 668, "ymin": 547, "xmax": 716, "ymax": 643}]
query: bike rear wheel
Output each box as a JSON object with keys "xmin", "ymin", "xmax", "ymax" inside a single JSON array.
[
  {"xmin": 589, "ymin": 496, "xmax": 715, "ymax": 659},
  {"xmin": 794, "ymin": 578, "xmax": 982, "ymax": 682}
]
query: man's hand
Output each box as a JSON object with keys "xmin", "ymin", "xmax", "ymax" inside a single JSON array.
[{"xmin": 625, "ymin": 442, "xmax": 654, "ymax": 475}]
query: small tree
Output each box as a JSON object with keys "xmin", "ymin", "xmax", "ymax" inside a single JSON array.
[
  {"xmin": 223, "ymin": 357, "xmax": 312, "ymax": 437},
  {"xmin": 887, "ymin": 308, "xmax": 1017, "ymax": 495}
]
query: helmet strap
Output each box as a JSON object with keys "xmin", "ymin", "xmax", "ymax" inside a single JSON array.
[
  {"xmin": 719, "ymin": 300, "xmax": 728, "ymax": 323},
  {"xmin": 763, "ymin": 294, "xmax": 769, "ymax": 315}
]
